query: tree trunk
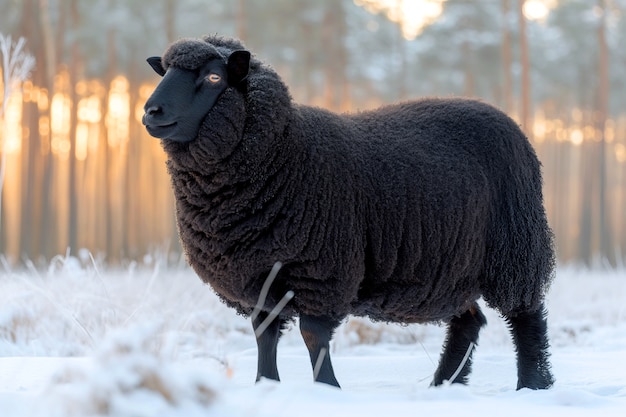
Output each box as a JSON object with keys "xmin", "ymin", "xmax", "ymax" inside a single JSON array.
[
  {"xmin": 578, "ymin": 139, "xmax": 595, "ymax": 266},
  {"xmin": 13, "ymin": 0, "xmax": 38, "ymax": 260},
  {"xmin": 596, "ymin": 0, "xmax": 614, "ymax": 266},
  {"xmin": 462, "ymin": 41, "xmax": 475, "ymax": 96},
  {"xmin": 398, "ymin": 9, "xmax": 408, "ymax": 101},
  {"xmin": 105, "ymin": 28, "xmax": 116, "ymax": 261},
  {"xmin": 322, "ymin": 6, "xmax": 335, "ymax": 109},
  {"xmin": 237, "ymin": 0, "xmax": 247, "ymax": 41},
  {"xmin": 67, "ymin": 0, "xmax": 81, "ymax": 256},
  {"xmin": 165, "ymin": 0, "xmax": 176, "ymax": 43},
  {"xmin": 518, "ymin": 0, "xmax": 531, "ymax": 136},
  {"xmin": 322, "ymin": 1, "xmax": 347, "ymax": 111},
  {"xmin": 32, "ymin": 0, "xmax": 58, "ymax": 258},
  {"xmin": 302, "ymin": 21, "xmax": 315, "ymax": 103},
  {"xmin": 38, "ymin": 0, "xmax": 56, "ymax": 94},
  {"xmin": 501, "ymin": 0, "xmax": 513, "ymax": 114}
]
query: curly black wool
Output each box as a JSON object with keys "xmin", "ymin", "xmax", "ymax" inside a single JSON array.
[{"xmin": 159, "ymin": 35, "xmax": 555, "ymax": 325}]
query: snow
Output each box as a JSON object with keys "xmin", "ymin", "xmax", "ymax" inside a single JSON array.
[{"xmin": 1, "ymin": 259, "xmax": 625, "ymax": 416}]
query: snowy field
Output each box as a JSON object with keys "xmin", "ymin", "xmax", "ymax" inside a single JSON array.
[{"xmin": 0, "ymin": 255, "xmax": 625, "ymax": 416}]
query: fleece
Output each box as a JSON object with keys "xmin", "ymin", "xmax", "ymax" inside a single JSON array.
[{"xmin": 159, "ymin": 35, "xmax": 555, "ymax": 323}]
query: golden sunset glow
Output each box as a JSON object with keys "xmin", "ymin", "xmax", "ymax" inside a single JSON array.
[
  {"xmin": 605, "ymin": 119, "xmax": 615, "ymax": 143},
  {"xmin": 357, "ymin": 0, "xmax": 556, "ymax": 41},
  {"xmin": 2, "ymin": 0, "xmax": 625, "ymax": 273},
  {"xmin": 50, "ymin": 92, "xmax": 71, "ymax": 157},
  {"xmin": 0, "ymin": 91, "xmax": 23, "ymax": 154},
  {"xmin": 136, "ymin": 84, "xmax": 156, "ymax": 123},
  {"xmin": 569, "ymin": 128, "xmax": 584, "ymax": 146},
  {"xmin": 38, "ymin": 88, "xmax": 49, "ymax": 111},
  {"xmin": 355, "ymin": 0, "xmax": 444, "ymax": 39},
  {"xmin": 77, "ymin": 95, "xmax": 101, "ymax": 124},
  {"xmin": 523, "ymin": 0, "xmax": 556, "ymax": 22},
  {"xmin": 616, "ymin": 143, "xmax": 626, "ymax": 163},
  {"xmin": 75, "ymin": 123, "xmax": 89, "ymax": 161},
  {"xmin": 76, "ymin": 95, "xmax": 102, "ymax": 161},
  {"xmin": 106, "ymin": 76, "xmax": 130, "ymax": 148},
  {"xmin": 2, "ymin": 81, "xmax": 623, "ymax": 165}
]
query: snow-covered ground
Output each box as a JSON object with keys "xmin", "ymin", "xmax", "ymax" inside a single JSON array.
[{"xmin": 0, "ymin": 256, "xmax": 625, "ymax": 416}]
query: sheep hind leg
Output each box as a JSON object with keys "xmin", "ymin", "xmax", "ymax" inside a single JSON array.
[
  {"xmin": 252, "ymin": 311, "xmax": 286, "ymax": 382},
  {"xmin": 506, "ymin": 303, "xmax": 554, "ymax": 390},
  {"xmin": 431, "ymin": 302, "xmax": 487, "ymax": 386},
  {"xmin": 299, "ymin": 315, "xmax": 341, "ymax": 388}
]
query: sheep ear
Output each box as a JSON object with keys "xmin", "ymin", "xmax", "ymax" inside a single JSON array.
[
  {"xmin": 227, "ymin": 50, "xmax": 251, "ymax": 84},
  {"xmin": 147, "ymin": 56, "xmax": 166, "ymax": 77}
]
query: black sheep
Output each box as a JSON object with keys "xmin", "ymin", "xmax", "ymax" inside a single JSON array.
[{"xmin": 142, "ymin": 35, "xmax": 555, "ymax": 390}]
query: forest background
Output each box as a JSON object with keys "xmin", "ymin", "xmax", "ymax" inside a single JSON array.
[{"xmin": 0, "ymin": 0, "xmax": 625, "ymax": 268}]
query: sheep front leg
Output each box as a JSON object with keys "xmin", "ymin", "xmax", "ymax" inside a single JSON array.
[
  {"xmin": 432, "ymin": 302, "xmax": 487, "ymax": 386},
  {"xmin": 299, "ymin": 315, "xmax": 341, "ymax": 388},
  {"xmin": 252, "ymin": 311, "xmax": 284, "ymax": 382}
]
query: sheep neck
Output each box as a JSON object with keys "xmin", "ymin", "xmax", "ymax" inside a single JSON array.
[{"xmin": 160, "ymin": 79, "xmax": 305, "ymax": 249}]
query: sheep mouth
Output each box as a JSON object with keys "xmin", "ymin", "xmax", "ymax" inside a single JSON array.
[{"xmin": 144, "ymin": 121, "xmax": 178, "ymax": 139}]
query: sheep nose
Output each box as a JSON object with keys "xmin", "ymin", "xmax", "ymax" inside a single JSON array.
[{"xmin": 145, "ymin": 105, "xmax": 162, "ymax": 116}]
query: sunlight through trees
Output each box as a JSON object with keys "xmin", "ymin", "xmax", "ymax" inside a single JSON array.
[{"xmin": 0, "ymin": 1, "xmax": 625, "ymax": 267}]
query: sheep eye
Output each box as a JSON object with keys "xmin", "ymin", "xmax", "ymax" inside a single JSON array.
[{"xmin": 207, "ymin": 73, "xmax": 221, "ymax": 83}]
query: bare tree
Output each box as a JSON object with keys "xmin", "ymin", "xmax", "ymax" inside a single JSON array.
[{"xmin": 0, "ymin": 34, "xmax": 35, "ymax": 241}]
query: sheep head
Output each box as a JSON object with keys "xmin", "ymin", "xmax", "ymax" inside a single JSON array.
[{"xmin": 142, "ymin": 38, "xmax": 250, "ymax": 143}]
